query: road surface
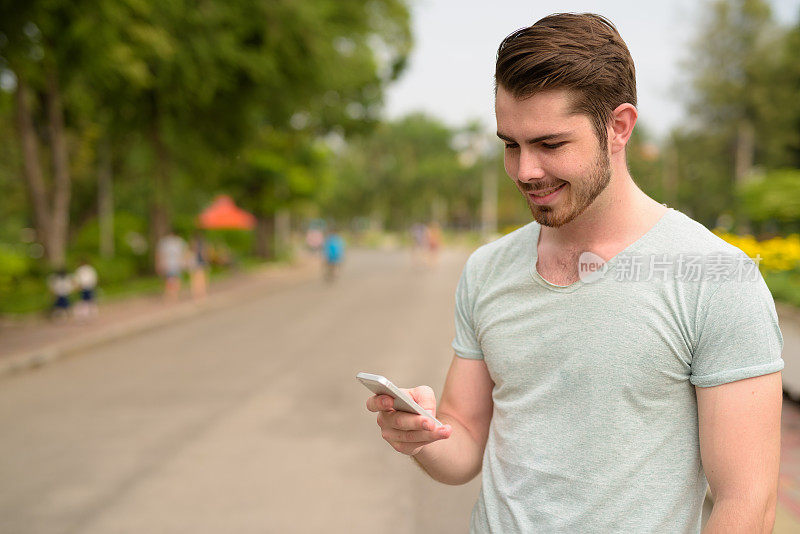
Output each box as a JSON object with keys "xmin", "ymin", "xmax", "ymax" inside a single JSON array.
[{"xmin": 0, "ymin": 249, "xmax": 479, "ymax": 534}]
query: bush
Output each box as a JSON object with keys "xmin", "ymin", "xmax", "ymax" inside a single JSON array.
[
  {"xmin": 92, "ymin": 256, "xmax": 139, "ymax": 286},
  {"xmin": 0, "ymin": 243, "xmax": 30, "ymax": 294},
  {"xmin": 71, "ymin": 212, "xmax": 151, "ymax": 274},
  {"xmin": 737, "ymin": 169, "xmax": 800, "ymax": 225}
]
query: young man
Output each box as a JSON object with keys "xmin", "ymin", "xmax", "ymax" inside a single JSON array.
[{"xmin": 365, "ymin": 13, "xmax": 784, "ymax": 533}]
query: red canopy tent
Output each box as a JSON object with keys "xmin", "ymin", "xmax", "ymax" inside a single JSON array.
[{"xmin": 197, "ymin": 195, "xmax": 255, "ymax": 230}]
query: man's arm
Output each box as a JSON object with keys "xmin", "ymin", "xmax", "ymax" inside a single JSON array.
[
  {"xmin": 413, "ymin": 355, "xmax": 494, "ymax": 485},
  {"xmin": 366, "ymin": 354, "xmax": 493, "ymax": 486},
  {"xmin": 697, "ymin": 372, "xmax": 782, "ymax": 533}
]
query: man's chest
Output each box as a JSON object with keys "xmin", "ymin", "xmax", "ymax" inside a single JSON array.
[
  {"xmin": 535, "ymin": 254, "xmax": 582, "ymax": 286},
  {"xmin": 472, "ymin": 284, "xmax": 697, "ymax": 401}
]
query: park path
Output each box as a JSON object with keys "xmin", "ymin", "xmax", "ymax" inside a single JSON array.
[
  {"xmin": 0, "ymin": 249, "xmax": 479, "ymax": 534},
  {"xmin": 0, "ymin": 247, "xmax": 798, "ymax": 532}
]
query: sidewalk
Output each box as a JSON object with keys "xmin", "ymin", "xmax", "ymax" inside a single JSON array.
[
  {"xmin": 0, "ymin": 254, "xmax": 320, "ymax": 378},
  {"xmin": 776, "ymin": 303, "xmax": 800, "ymax": 531}
]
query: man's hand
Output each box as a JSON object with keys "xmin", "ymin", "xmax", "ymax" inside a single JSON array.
[{"xmin": 366, "ymin": 386, "xmax": 452, "ymax": 456}]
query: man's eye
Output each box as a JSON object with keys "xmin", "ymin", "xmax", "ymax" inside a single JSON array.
[
  {"xmin": 541, "ymin": 142, "xmax": 565, "ymax": 150},
  {"xmin": 504, "ymin": 143, "xmax": 519, "ymax": 149}
]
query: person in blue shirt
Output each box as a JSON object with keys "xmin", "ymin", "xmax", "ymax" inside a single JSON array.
[{"xmin": 322, "ymin": 229, "xmax": 345, "ymax": 282}]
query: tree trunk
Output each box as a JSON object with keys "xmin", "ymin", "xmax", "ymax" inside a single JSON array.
[
  {"xmin": 45, "ymin": 66, "xmax": 71, "ymax": 269},
  {"xmin": 14, "ymin": 76, "xmax": 52, "ymax": 258},
  {"xmin": 481, "ymin": 167, "xmax": 497, "ymax": 239},
  {"xmin": 254, "ymin": 215, "xmax": 275, "ymax": 259},
  {"xmin": 98, "ymin": 136, "xmax": 114, "ymax": 258},
  {"xmin": 275, "ymin": 209, "xmax": 291, "ymax": 258},
  {"xmin": 148, "ymin": 94, "xmax": 170, "ymax": 265},
  {"xmin": 734, "ymin": 119, "xmax": 755, "ymax": 186}
]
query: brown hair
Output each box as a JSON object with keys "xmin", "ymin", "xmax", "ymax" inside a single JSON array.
[{"xmin": 495, "ymin": 13, "xmax": 637, "ymax": 149}]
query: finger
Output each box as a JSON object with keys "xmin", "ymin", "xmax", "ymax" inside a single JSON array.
[
  {"xmin": 390, "ymin": 412, "xmax": 434, "ymax": 432},
  {"xmin": 378, "ymin": 410, "xmax": 436, "ymax": 433},
  {"xmin": 384, "ymin": 425, "xmax": 453, "ymax": 449},
  {"xmin": 366, "ymin": 394, "xmax": 395, "ymax": 413},
  {"xmin": 382, "ymin": 426, "xmax": 448, "ymax": 444},
  {"xmin": 405, "ymin": 386, "xmax": 437, "ymax": 414}
]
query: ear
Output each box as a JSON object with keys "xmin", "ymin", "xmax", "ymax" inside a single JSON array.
[{"xmin": 608, "ymin": 103, "xmax": 638, "ymax": 154}]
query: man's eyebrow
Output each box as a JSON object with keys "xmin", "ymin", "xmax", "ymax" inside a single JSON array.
[{"xmin": 496, "ymin": 131, "xmax": 572, "ymax": 144}]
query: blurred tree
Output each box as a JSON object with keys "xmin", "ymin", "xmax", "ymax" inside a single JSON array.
[
  {"xmin": 682, "ymin": 0, "xmax": 775, "ymax": 185},
  {"xmin": 0, "ymin": 89, "xmax": 26, "ymax": 243},
  {"xmin": 674, "ymin": 0, "xmax": 800, "ymax": 229},
  {"xmin": 220, "ymin": 0, "xmax": 413, "ymax": 257},
  {"xmin": 767, "ymin": 12, "xmax": 800, "ymax": 168},
  {"xmin": 667, "ymin": 129, "xmax": 733, "ymax": 227},
  {"xmin": 131, "ymin": 0, "xmax": 412, "ymax": 259},
  {"xmin": 225, "ymin": 128, "xmax": 330, "ymax": 259},
  {"xmin": 737, "ymin": 168, "xmax": 800, "ymax": 227},
  {"xmin": 321, "ymin": 113, "xmax": 483, "ymax": 232},
  {"xmin": 626, "ymin": 124, "xmax": 665, "ymax": 204},
  {"xmin": 1, "ymin": 0, "xmax": 413, "ymax": 267},
  {"xmin": 0, "ymin": 1, "xmax": 77, "ymax": 268}
]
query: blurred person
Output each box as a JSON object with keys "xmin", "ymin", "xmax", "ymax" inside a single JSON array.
[
  {"xmin": 47, "ymin": 268, "xmax": 73, "ymax": 320},
  {"xmin": 188, "ymin": 232, "xmax": 208, "ymax": 301},
  {"xmin": 410, "ymin": 222, "xmax": 428, "ymax": 266},
  {"xmin": 425, "ymin": 222, "xmax": 442, "ymax": 267},
  {"xmin": 73, "ymin": 258, "xmax": 98, "ymax": 320},
  {"xmin": 322, "ymin": 228, "xmax": 345, "ymax": 283},
  {"xmin": 306, "ymin": 226, "xmax": 324, "ymax": 254},
  {"xmin": 156, "ymin": 231, "xmax": 187, "ymax": 302},
  {"xmin": 364, "ymin": 13, "xmax": 783, "ymax": 533}
]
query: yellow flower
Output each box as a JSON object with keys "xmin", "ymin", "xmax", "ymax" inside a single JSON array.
[{"xmin": 713, "ymin": 232, "xmax": 800, "ymax": 273}]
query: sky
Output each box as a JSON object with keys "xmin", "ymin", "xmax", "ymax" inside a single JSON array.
[{"xmin": 384, "ymin": 0, "xmax": 800, "ymax": 141}]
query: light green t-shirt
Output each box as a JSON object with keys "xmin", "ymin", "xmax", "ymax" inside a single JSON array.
[{"xmin": 452, "ymin": 208, "xmax": 784, "ymax": 533}]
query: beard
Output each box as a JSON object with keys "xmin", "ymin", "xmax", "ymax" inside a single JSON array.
[{"xmin": 519, "ymin": 148, "xmax": 611, "ymax": 228}]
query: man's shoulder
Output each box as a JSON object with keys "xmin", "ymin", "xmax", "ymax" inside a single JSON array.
[
  {"xmin": 648, "ymin": 209, "xmax": 749, "ymax": 259},
  {"xmin": 466, "ymin": 222, "xmax": 537, "ymax": 271}
]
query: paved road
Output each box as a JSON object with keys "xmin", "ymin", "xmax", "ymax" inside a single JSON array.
[
  {"xmin": 1, "ymin": 247, "xmax": 800, "ymax": 533},
  {"xmin": 0, "ymin": 249, "xmax": 479, "ymax": 534}
]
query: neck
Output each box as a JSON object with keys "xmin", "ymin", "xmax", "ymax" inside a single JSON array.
[{"xmin": 539, "ymin": 162, "xmax": 663, "ymax": 252}]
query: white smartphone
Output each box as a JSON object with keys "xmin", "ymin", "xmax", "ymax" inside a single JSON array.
[{"xmin": 356, "ymin": 372, "xmax": 443, "ymax": 428}]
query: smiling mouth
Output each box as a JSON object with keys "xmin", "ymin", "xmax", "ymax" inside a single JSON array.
[{"xmin": 528, "ymin": 183, "xmax": 566, "ymax": 197}]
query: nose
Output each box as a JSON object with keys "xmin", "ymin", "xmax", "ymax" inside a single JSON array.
[{"xmin": 516, "ymin": 149, "xmax": 546, "ymax": 183}]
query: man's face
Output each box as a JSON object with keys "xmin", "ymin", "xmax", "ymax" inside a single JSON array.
[{"xmin": 495, "ymin": 87, "xmax": 611, "ymax": 228}]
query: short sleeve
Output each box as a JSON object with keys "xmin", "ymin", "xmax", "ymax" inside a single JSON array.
[
  {"xmin": 451, "ymin": 259, "xmax": 484, "ymax": 360},
  {"xmin": 690, "ymin": 269, "xmax": 784, "ymax": 387}
]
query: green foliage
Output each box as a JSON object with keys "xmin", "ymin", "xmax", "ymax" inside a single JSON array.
[
  {"xmin": 684, "ymin": 0, "xmax": 773, "ymax": 127},
  {"xmin": 321, "ymin": 113, "xmax": 486, "ymax": 230},
  {"xmin": 225, "ymin": 128, "xmax": 331, "ymax": 219},
  {"xmin": 71, "ymin": 213, "xmax": 147, "ymax": 258},
  {"xmin": 626, "ymin": 125, "xmax": 663, "ymax": 199},
  {"xmin": 667, "ymin": 129, "xmax": 735, "ymax": 227},
  {"xmin": 737, "ymin": 169, "xmax": 800, "ymax": 223},
  {"xmin": 91, "ymin": 255, "xmax": 138, "ymax": 286},
  {"xmin": 0, "ymin": 0, "xmax": 414, "ymax": 272},
  {"xmin": 203, "ymin": 229, "xmax": 253, "ymax": 260},
  {"xmin": 0, "ymin": 243, "xmax": 30, "ymax": 293},
  {"xmin": 0, "ymin": 276, "xmax": 50, "ymax": 315},
  {"xmin": 666, "ymin": 0, "xmax": 800, "ymax": 226},
  {"xmin": 763, "ymin": 270, "xmax": 800, "ymax": 308}
]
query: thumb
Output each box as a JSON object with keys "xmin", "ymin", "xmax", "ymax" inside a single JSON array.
[{"xmin": 405, "ymin": 385, "xmax": 437, "ymax": 416}]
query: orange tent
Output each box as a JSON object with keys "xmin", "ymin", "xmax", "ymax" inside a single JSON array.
[{"xmin": 197, "ymin": 195, "xmax": 256, "ymax": 230}]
